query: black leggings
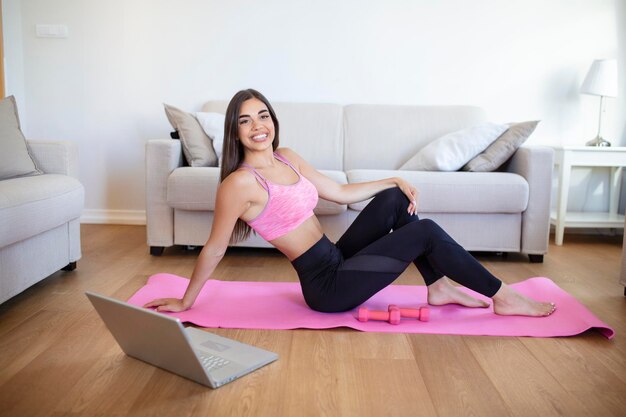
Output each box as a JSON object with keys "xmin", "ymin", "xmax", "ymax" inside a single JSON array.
[{"xmin": 291, "ymin": 187, "xmax": 503, "ymax": 312}]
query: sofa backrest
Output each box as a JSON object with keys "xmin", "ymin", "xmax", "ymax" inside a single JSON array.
[
  {"xmin": 202, "ymin": 101, "xmax": 344, "ymax": 170},
  {"xmin": 203, "ymin": 101, "xmax": 487, "ymax": 171},
  {"xmin": 343, "ymin": 105, "xmax": 487, "ymax": 170}
]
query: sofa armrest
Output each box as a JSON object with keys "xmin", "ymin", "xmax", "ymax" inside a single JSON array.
[
  {"xmin": 146, "ymin": 139, "xmax": 184, "ymax": 248},
  {"xmin": 502, "ymin": 145, "xmax": 554, "ymax": 255},
  {"xmin": 27, "ymin": 140, "xmax": 80, "ymax": 178}
]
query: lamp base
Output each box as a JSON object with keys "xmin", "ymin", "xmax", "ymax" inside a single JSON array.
[{"xmin": 585, "ymin": 135, "xmax": 611, "ymax": 147}]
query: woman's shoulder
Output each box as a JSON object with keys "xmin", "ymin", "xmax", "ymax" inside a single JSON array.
[
  {"xmin": 221, "ymin": 168, "xmax": 259, "ymax": 190},
  {"xmin": 275, "ymin": 147, "xmax": 302, "ymax": 163}
]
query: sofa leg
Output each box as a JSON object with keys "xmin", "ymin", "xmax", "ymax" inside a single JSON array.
[
  {"xmin": 62, "ymin": 262, "xmax": 77, "ymax": 271},
  {"xmin": 150, "ymin": 246, "xmax": 165, "ymax": 256},
  {"xmin": 528, "ymin": 254, "xmax": 544, "ymax": 263}
]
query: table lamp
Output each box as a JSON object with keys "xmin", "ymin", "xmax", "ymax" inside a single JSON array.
[{"xmin": 580, "ymin": 59, "xmax": 618, "ymax": 146}]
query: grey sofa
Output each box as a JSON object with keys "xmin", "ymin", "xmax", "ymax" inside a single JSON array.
[
  {"xmin": 146, "ymin": 102, "xmax": 553, "ymax": 262},
  {"xmin": 0, "ymin": 141, "xmax": 84, "ymax": 304}
]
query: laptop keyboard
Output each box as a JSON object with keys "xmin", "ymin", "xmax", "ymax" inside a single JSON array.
[{"xmin": 198, "ymin": 353, "xmax": 231, "ymax": 372}]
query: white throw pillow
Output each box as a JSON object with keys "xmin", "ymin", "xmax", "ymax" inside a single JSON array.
[
  {"xmin": 194, "ymin": 112, "xmax": 225, "ymax": 159},
  {"xmin": 399, "ymin": 122, "xmax": 508, "ymax": 171}
]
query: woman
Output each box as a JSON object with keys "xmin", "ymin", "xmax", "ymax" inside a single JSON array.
[{"xmin": 145, "ymin": 89, "xmax": 555, "ymax": 317}]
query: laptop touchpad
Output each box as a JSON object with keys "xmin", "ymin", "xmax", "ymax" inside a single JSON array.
[{"xmin": 201, "ymin": 340, "xmax": 231, "ymax": 352}]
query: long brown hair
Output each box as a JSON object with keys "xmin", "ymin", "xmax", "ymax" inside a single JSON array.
[{"xmin": 220, "ymin": 89, "xmax": 280, "ymax": 244}]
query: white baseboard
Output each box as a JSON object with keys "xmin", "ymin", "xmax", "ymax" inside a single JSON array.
[{"xmin": 81, "ymin": 209, "xmax": 146, "ymax": 225}]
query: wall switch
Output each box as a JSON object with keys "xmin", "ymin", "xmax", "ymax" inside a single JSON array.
[{"xmin": 36, "ymin": 24, "xmax": 69, "ymax": 38}]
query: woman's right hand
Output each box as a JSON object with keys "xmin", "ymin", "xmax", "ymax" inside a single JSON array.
[
  {"xmin": 143, "ymin": 298, "xmax": 189, "ymax": 312},
  {"xmin": 394, "ymin": 177, "xmax": 419, "ymax": 215}
]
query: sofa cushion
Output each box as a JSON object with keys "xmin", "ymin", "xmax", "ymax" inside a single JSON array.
[
  {"xmin": 167, "ymin": 167, "xmax": 221, "ymax": 210},
  {"xmin": 0, "ymin": 174, "xmax": 84, "ymax": 247},
  {"xmin": 0, "ymin": 96, "xmax": 43, "ymax": 180},
  {"xmin": 167, "ymin": 167, "xmax": 347, "ymax": 215},
  {"xmin": 346, "ymin": 170, "xmax": 528, "ymax": 213}
]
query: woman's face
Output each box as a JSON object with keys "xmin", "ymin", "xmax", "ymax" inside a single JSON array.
[{"xmin": 237, "ymin": 98, "xmax": 275, "ymax": 151}]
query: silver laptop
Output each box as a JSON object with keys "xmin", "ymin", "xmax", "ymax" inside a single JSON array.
[{"xmin": 86, "ymin": 291, "xmax": 278, "ymax": 388}]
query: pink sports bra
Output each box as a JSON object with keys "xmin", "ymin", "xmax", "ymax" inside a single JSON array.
[{"xmin": 240, "ymin": 153, "xmax": 319, "ymax": 241}]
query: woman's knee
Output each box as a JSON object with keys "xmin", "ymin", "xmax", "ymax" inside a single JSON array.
[
  {"xmin": 417, "ymin": 218, "xmax": 437, "ymax": 230},
  {"xmin": 414, "ymin": 218, "xmax": 456, "ymax": 243},
  {"xmin": 380, "ymin": 186, "xmax": 405, "ymax": 199},
  {"xmin": 372, "ymin": 187, "xmax": 407, "ymax": 209}
]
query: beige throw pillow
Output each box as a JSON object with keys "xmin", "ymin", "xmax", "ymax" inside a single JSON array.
[
  {"xmin": 163, "ymin": 103, "xmax": 218, "ymax": 167},
  {"xmin": 461, "ymin": 121, "xmax": 539, "ymax": 172},
  {"xmin": 0, "ymin": 96, "xmax": 43, "ymax": 180}
]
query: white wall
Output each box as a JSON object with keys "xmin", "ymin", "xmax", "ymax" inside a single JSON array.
[
  {"xmin": 2, "ymin": 0, "xmax": 621, "ymax": 223},
  {"xmin": 618, "ymin": 0, "xmax": 626, "ymax": 144}
]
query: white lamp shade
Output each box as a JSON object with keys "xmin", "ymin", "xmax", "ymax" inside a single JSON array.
[{"xmin": 580, "ymin": 59, "xmax": 618, "ymax": 97}]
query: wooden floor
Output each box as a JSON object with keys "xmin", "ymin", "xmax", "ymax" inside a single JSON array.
[{"xmin": 0, "ymin": 225, "xmax": 624, "ymax": 417}]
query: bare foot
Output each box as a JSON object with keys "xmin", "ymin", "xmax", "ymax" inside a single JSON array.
[
  {"xmin": 427, "ymin": 277, "xmax": 490, "ymax": 308},
  {"xmin": 492, "ymin": 284, "xmax": 556, "ymax": 317}
]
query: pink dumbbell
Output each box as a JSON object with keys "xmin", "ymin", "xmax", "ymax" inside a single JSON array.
[
  {"xmin": 357, "ymin": 305, "xmax": 401, "ymax": 324},
  {"xmin": 389, "ymin": 304, "xmax": 430, "ymax": 322}
]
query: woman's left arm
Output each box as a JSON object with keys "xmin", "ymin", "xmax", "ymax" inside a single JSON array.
[{"xmin": 278, "ymin": 148, "xmax": 419, "ymax": 215}]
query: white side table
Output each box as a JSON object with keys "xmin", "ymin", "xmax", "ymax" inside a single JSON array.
[{"xmin": 551, "ymin": 146, "xmax": 626, "ymax": 245}]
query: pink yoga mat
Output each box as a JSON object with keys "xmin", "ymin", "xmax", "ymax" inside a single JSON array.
[{"xmin": 127, "ymin": 273, "xmax": 614, "ymax": 339}]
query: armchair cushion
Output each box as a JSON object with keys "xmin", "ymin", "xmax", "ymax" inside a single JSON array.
[{"xmin": 0, "ymin": 174, "xmax": 84, "ymax": 247}]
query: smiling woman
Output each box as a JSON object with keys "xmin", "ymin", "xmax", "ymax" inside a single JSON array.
[
  {"xmin": 220, "ymin": 89, "xmax": 281, "ymax": 243},
  {"xmin": 144, "ymin": 88, "xmax": 556, "ymax": 319}
]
